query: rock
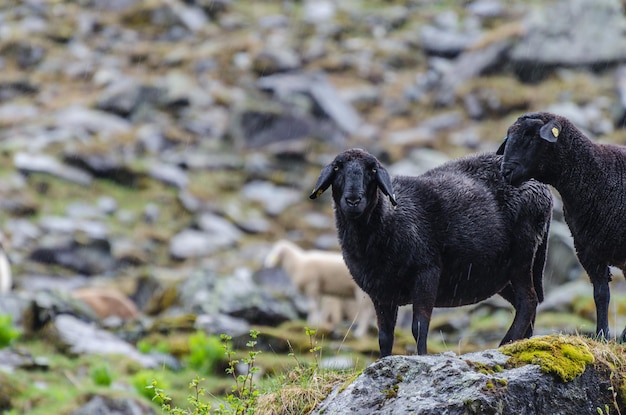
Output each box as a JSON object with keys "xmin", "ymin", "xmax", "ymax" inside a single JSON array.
[
  {"xmin": 194, "ymin": 313, "xmax": 250, "ymax": 338},
  {"xmin": 14, "ymin": 152, "xmax": 93, "ymax": 186},
  {"xmin": 544, "ymin": 220, "xmax": 583, "ymax": 291},
  {"xmin": 0, "ymin": 80, "xmax": 38, "ymax": 102},
  {"xmin": 54, "ymin": 106, "xmax": 132, "ymax": 138},
  {"xmin": 256, "ymin": 71, "xmax": 362, "ymax": 135},
  {"xmin": 419, "ymin": 11, "xmax": 482, "ymax": 57},
  {"xmin": 241, "ymin": 180, "xmax": 301, "ymax": 217},
  {"xmin": 0, "ymin": 348, "xmax": 50, "ymax": 373},
  {"xmin": 96, "ymin": 77, "xmax": 161, "ymax": 118},
  {"xmin": 29, "ymin": 237, "xmax": 116, "ymax": 276},
  {"xmin": 63, "ymin": 151, "xmax": 140, "ymax": 186},
  {"xmin": 510, "ymin": 0, "xmax": 626, "ymax": 81},
  {"xmin": 38, "ymin": 216, "xmax": 108, "ymax": 239},
  {"xmin": 216, "ymin": 269, "xmax": 300, "ymax": 325},
  {"xmin": 434, "ymin": 40, "xmax": 513, "ymax": 106},
  {"xmin": 22, "ymin": 290, "xmax": 98, "ymax": 333},
  {"xmin": 71, "ymin": 287, "xmax": 139, "ymax": 320},
  {"xmin": 313, "ymin": 336, "xmax": 613, "ymax": 415},
  {"xmin": 45, "ymin": 314, "xmax": 157, "ymax": 368},
  {"xmin": 196, "ymin": 212, "xmax": 243, "ymax": 244},
  {"xmin": 147, "ymin": 161, "xmax": 189, "ymax": 189},
  {"xmin": 169, "ymin": 225, "xmax": 236, "ymax": 260},
  {"xmin": 70, "ymin": 394, "xmax": 155, "ymax": 415}
]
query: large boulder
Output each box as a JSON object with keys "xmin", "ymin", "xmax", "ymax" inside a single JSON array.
[{"xmin": 312, "ymin": 335, "xmax": 619, "ymax": 415}]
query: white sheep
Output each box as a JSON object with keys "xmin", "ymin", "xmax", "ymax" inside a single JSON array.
[
  {"xmin": 0, "ymin": 233, "xmax": 12, "ymax": 294},
  {"xmin": 264, "ymin": 239, "xmax": 375, "ymax": 338}
]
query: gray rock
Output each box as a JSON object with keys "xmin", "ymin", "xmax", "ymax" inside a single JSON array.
[
  {"xmin": 313, "ymin": 347, "xmax": 611, "ymax": 415},
  {"xmin": 511, "ymin": 0, "xmax": 626, "ymax": 80},
  {"xmin": 38, "ymin": 216, "xmax": 108, "ymax": 239},
  {"xmin": 169, "ymin": 229, "xmax": 233, "ymax": 259},
  {"xmin": 71, "ymin": 395, "xmax": 155, "ymax": 415},
  {"xmin": 14, "ymin": 152, "xmax": 93, "ymax": 186},
  {"xmin": 216, "ymin": 270, "xmax": 300, "ymax": 325},
  {"xmin": 419, "ymin": 11, "xmax": 482, "ymax": 57},
  {"xmin": 241, "ymin": 180, "xmax": 301, "ymax": 216},
  {"xmin": 0, "ymin": 348, "xmax": 49, "ymax": 373},
  {"xmin": 54, "ymin": 106, "xmax": 132, "ymax": 138},
  {"xmin": 147, "ymin": 161, "xmax": 189, "ymax": 189},
  {"xmin": 435, "ymin": 40, "xmax": 512, "ymax": 106},
  {"xmin": 467, "ymin": 0, "xmax": 507, "ymax": 18},
  {"xmin": 196, "ymin": 212, "xmax": 244, "ymax": 244},
  {"xmin": 544, "ymin": 220, "xmax": 583, "ymax": 291},
  {"xmin": 48, "ymin": 314, "xmax": 157, "ymax": 368},
  {"xmin": 96, "ymin": 77, "xmax": 155, "ymax": 117},
  {"xmin": 64, "ymin": 151, "xmax": 140, "ymax": 186},
  {"xmin": 29, "ymin": 238, "xmax": 116, "ymax": 276},
  {"xmin": 195, "ymin": 313, "xmax": 250, "ymax": 338},
  {"xmin": 256, "ymin": 71, "xmax": 362, "ymax": 135}
]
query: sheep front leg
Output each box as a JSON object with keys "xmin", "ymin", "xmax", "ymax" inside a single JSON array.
[
  {"xmin": 374, "ymin": 301, "xmax": 398, "ymax": 358},
  {"xmin": 592, "ymin": 272, "xmax": 611, "ymax": 340},
  {"xmin": 578, "ymin": 256, "xmax": 611, "ymax": 339}
]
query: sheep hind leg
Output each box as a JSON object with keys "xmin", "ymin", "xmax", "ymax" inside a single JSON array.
[
  {"xmin": 499, "ymin": 278, "xmax": 538, "ymax": 346},
  {"xmin": 498, "ymin": 284, "xmax": 534, "ymax": 339}
]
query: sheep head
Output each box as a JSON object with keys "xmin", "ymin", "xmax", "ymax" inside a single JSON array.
[
  {"xmin": 498, "ymin": 112, "xmax": 562, "ymax": 186},
  {"xmin": 310, "ymin": 148, "xmax": 397, "ymax": 219}
]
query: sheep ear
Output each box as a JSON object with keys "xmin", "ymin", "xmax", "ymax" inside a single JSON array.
[
  {"xmin": 309, "ymin": 164, "xmax": 335, "ymax": 199},
  {"xmin": 496, "ymin": 136, "xmax": 507, "ymax": 155},
  {"xmin": 539, "ymin": 120, "xmax": 561, "ymax": 143},
  {"xmin": 374, "ymin": 165, "xmax": 397, "ymax": 206}
]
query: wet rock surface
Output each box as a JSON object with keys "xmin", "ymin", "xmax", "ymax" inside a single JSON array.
[{"xmin": 313, "ymin": 344, "xmax": 613, "ymax": 415}]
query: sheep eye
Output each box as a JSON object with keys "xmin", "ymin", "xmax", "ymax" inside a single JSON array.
[
  {"xmin": 372, "ymin": 168, "xmax": 377, "ymax": 173},
  {"xmin": 334, "ymin": 165, "xmax": 339, "ymax": 171}
]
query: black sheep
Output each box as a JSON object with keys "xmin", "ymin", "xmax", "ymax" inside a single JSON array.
[
  {"xmin": 498, "ymin": 111, "xmax": 626, "ymax": 341},
  {"xmin": 310, "ymin": 148, "xmax": 552, "ymax": 356}
]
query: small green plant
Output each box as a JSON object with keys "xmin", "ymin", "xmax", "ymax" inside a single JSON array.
[
  {"xmin": 217, "ymin": 329, "xmax": 261, "ymax": 414},
  {"xmin": 151, "ymin": 376, "xmax": 211, "ymax": 415},
  {"xmin": 0, "ymin": 314, "xmax": 20, "ymax": 348},
  {"xmin": 90, "ymin": 362, "xmax": 113, "ymax": 387},
  {"xmin": 186, "ymin": 331, "xmax": 224, "ymax": 375},
  {"xmin": 133, "ymin": 370, "xmax": 169, "ymax": 405},
  {"xmin": 136, "ymin": 338, "xmax": 170, "ymax": 354},
  {"xmin": 151, "ymin": 329, "xmax": 262, "ymax": 415}
]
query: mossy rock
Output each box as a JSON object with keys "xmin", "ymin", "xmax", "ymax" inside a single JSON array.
[{"xmin": 500, "ymin": 335, "xmax": 594, "ymax": 382}]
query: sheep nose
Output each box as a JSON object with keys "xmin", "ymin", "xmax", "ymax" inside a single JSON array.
[{"xmin": 345, "ymin": 196, "xmax": 362, "ymax": 207}]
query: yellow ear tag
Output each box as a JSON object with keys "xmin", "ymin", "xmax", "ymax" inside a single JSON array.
[
  {"xmin": 316, "ymin": 189, "xmax": 324, "ymax": 198},
  {"xmin": 551, "ymin": 127, "xmax": 559, "ymax": 138}
]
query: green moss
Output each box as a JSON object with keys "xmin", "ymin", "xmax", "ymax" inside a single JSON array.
[{"xmin": 500, "ymin": 335, "xmax": 595, "ymax": 382}]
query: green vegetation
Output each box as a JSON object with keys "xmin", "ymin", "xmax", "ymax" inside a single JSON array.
[
  {"xmin": 151, "ymin": 328, "xmax": 358, "ymax": 415},
  {"xmin": 186, "ymin": 331, "xmax": 225, "ymax": 376},
  {"xmin": 500, "ymin": 334, "xmax": 595, "ymax": 382},
  {"xmin": 90, "ymin": 361, "xmax": 114, "ymax": 387},
  {"xmin": 0, "ymin": 314, "xmax": 20, "ymax": 349}
]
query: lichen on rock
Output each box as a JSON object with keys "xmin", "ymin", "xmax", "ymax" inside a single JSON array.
[{"xmin": 499, "ymin": 334, "xmax": 595, "ymax": 382}]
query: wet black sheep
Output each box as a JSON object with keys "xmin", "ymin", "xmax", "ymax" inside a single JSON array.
[
  {"xmin": 310, "ymin": 148, "xmax": 552, "ymax": 356},
  {"xmin": 499, "ymin": 111, "xmax": 626, "ymax": 341}
]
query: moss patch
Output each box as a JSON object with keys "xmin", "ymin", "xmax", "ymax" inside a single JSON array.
[{"xmin": 500, "ymin": 335, "xmax": 594, "ymax": 382}]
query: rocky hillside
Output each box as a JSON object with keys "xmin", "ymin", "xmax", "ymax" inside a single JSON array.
[{"xmin": 1, "ymin": 0, "xmax": 626, "ymax": 413}]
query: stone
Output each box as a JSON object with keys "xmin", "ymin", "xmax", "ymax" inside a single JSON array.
[{"xmin": 313, "ymin": 338, "xmax": 613, "ymax": 415}]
